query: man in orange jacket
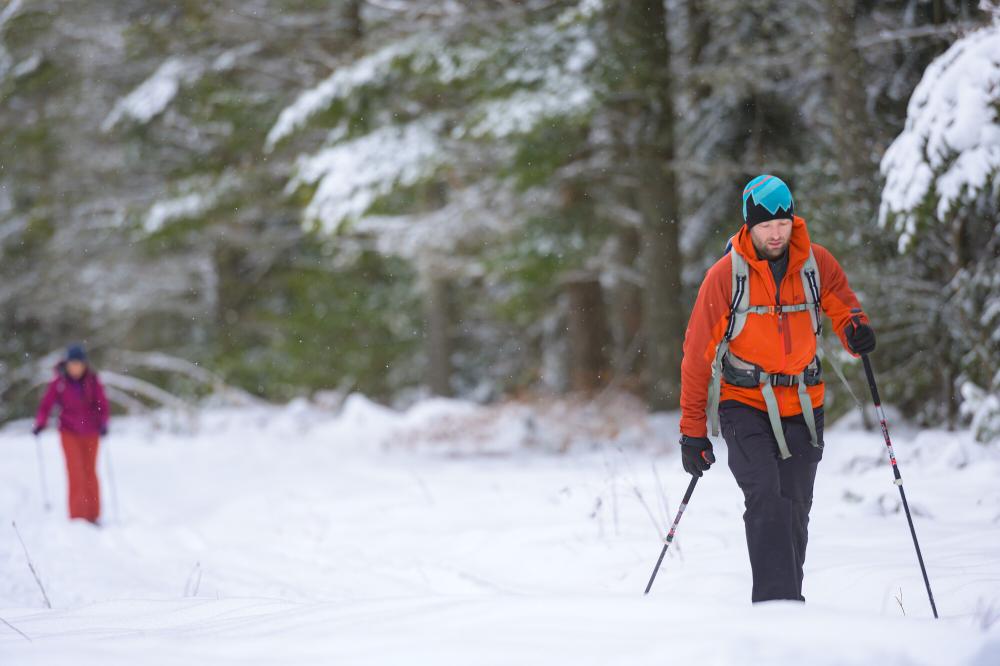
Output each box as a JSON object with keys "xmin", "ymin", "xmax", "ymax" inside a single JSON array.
[{"xmin": 679, "ymin": 175, "xmax": 876, "ymax": 603}]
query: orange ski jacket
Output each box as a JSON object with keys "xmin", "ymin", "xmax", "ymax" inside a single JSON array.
[{"xmin": 680, "ymin": 216, "xmax": 867, "ymax": 438}]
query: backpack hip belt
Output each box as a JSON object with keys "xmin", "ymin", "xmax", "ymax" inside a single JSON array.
[{"xmin": 719, "ymin": 351, "xmax": 822, "ymax": 459}]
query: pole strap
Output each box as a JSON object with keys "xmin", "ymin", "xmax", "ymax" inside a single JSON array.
[{"xmin": 819, "ymin": 338, "xmax": 865, "ymax": 411}]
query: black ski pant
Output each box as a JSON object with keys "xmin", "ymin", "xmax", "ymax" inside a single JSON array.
[{"xmin": 719, "ymin": 400, "xmax": 824, "ymax": 603}]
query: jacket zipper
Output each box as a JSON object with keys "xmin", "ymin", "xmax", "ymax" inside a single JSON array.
[{"xmin": 775, "ymin": 273, "xmax": 792, "ymax": 357}]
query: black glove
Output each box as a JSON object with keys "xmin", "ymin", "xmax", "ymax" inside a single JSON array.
[
  {"xmin": 100, "ymin": 425, "xmax": 108, "ymax": 437},
  {"xmin": 845, "ymin": 317, "xmax": 876, "ymax": 355},
  {"xmin": 32, "ymin": 425, "xmax": 43, "ymax": 436},
  {"xmin": 680, "ymin": 435, "xmax": 716, "ymax": 477}
]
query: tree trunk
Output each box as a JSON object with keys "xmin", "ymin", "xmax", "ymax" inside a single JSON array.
[
  {"xmin": 343, "ymin": 0, "xmax": 364, "ymax": 41},
  {"xmin": 639, "ymin": 186, "xmax": 683, "ymax": 410},
  {"xmin": 563, "ymin": 274, "xmax": 611, "ymax": 392},
  {"xmin": 611, "ymin": 0, "xmax": 684, "ymax": 410},
  {"xmin": 610, "ymin": 226, "xmax": 643, "ymax": 380},
  {"xmin": 422, "ymin": 273, "xmax": 453, "ymax": 397},
  {"xmin": 686, "ymin": 0, "xmax": 712, "ymax": 103},
  {"xmin": 825, "ymin": 0, "xmax": 875, "ymax": 196}
]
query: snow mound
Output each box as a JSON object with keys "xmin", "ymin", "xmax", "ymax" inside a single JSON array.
[
  {"xmin": 1, "ymin": 397, "xmax": 998, "ymax": 664},
  {"xmin": 384, "ymin": 392, "xmax": 664, "ymax": 455}
]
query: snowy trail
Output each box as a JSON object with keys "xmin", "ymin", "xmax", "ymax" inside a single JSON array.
[{"xmin": 1, "ymin": 398, "xmax": 999, "ymax": 664}]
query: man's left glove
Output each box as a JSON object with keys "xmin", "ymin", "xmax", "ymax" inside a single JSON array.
[
  {"xmin": 99, "ymin": 426, "xmax": 108, "ymax": 437},
  {"xmin": 680, "ymin": 435, "xmax": 716, "ymax": 477},
  {"xmin": 845, "ymin": 317, "xmax": 876, "ymax": 355}
]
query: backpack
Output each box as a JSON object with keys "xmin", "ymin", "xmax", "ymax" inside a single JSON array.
[{"xmin": 705, "ymin": 238, "xmax": 824, "ymax": 459}]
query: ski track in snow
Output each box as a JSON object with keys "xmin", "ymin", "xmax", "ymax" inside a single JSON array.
[{"xmin": 1, "ymin": 399, "xmax": 999, "ymax": 665}]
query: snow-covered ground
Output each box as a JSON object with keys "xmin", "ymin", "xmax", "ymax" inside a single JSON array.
[{"xmin": 1, "ymin": 395, "xmax": 999, "ymax": 665}]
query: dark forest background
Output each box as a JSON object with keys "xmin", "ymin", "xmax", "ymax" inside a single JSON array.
[{"xmin": 2, "ymin": 1, "xmax": 997, "ymax": 440}]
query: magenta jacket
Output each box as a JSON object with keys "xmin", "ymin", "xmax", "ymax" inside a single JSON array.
[{"xmin": 34, "ymin": 364, "xmax": 111, "ymax": 435}]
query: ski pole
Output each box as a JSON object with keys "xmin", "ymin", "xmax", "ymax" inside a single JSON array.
[
  {"xmin": 102, "ymin": 436, "xmax": 120, "ymax": 523},
  {"xmin": 644, "ymin": 460, "xmax": 711, "ymax": 595},
  {"xmin": 861, "ymin": 353, "xmax": 939, "ymax": 619},
  {"xmin": 33, "ymin": 434, "xmax": 51, "ymax": 513}
]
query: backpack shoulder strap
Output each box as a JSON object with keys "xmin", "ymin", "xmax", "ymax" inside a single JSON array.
[
  {"xmin": 800, "ymin": 246, "xmax": 823, "ymax": 337},
  {"xmin": 707, "ymin": 240, "xmax": 746, "ymax": 436},
  {"xmin": 726, "ymin": 245, "xmax": 750, "ymax": 341}
]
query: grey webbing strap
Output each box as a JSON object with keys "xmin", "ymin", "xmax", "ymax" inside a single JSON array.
[
  {"xmin": 740, "ymin": 303, "xmax": 810, "ymax": 315},
  {"xmin": 707, "ymin": 244, "xmax": 747, "ymax": 437},
  {"xmin": 759, "ymin": 379, "xmax": 792, "ymax": 459},
  {"xmin": 796, "ymin": 372, "xmax": 820, "ymax": 448},
  {"xmin": 742, "ymin": 305, "xmax": 771, "ymax": 315},
  {"xmin": 819, "ymin": 338, "xmax": 865, "ymax": 411},
  {"xmin": 802, "ymin": 248, "xmax": 823, "ymax": 337},
  {"xmin": 707, "ymin": 341, "xmax": 728, "ymax": 436},
  {"xmin": 729, "ymin": 246, "xmax": 750, "ymax": 339}
]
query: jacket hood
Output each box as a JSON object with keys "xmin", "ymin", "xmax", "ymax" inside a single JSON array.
[{"xmin": 732, "ymin": 215, "xmax": 812, "ymax": 273}]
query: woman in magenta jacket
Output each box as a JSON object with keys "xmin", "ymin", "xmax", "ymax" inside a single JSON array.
[{"xmin": 33, "ymin": 344, "xmax": 110, "ymax": 523}]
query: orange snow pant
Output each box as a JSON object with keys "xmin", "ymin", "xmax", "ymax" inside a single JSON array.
[{"xmin": 59, "ymin": 431, "xmax": 101, "ymax": 522}]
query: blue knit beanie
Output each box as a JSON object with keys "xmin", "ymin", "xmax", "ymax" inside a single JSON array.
[
  {"xmin": 742, "ymin": 175, "xmax": 794, "ymax": 228},
  {"xmin": 66, "ymin": 344, "xmax": 88, "ymax": 363}
]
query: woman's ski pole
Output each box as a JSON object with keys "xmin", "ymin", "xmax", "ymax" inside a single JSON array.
[
  {"xmin": 34, "ymin": 434, "xmax": 51, "ymax": 512},
  {"xmin": 103, "ymin": 437, "xmax": 120, "ymax": 523},
  {"xmin": 861, "ymin": 353, "xmax": 939, "ymax": 619}
]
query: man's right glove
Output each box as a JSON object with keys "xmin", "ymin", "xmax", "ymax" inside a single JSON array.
[
  {"xmin": 680, "ymin": 435, "xmax": 716, "ymax": 477},
  {"xmin": 32, "ymin": 425, "xmax": 43, "ymax": 436}
]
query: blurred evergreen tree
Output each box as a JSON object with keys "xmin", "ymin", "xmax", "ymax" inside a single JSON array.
[{"xmin": 0, "ymin": 0, "xmax": 993, "ymax": 427}]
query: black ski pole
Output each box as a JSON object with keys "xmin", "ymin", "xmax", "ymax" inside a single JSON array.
[
  {"xmin": 861, "ymin": 353, "xmax": 939, "ymax": 619},
  {"xmin": 644, "ymin": 461, "xmax": 710, "ymax": 595},
  {"xmin": 103, "ymin": 436, "xmax": 120, "ymax": 524},
  {"xmin": 34, "ymin": 434, "xmax": 51, "ymax": 513}
]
